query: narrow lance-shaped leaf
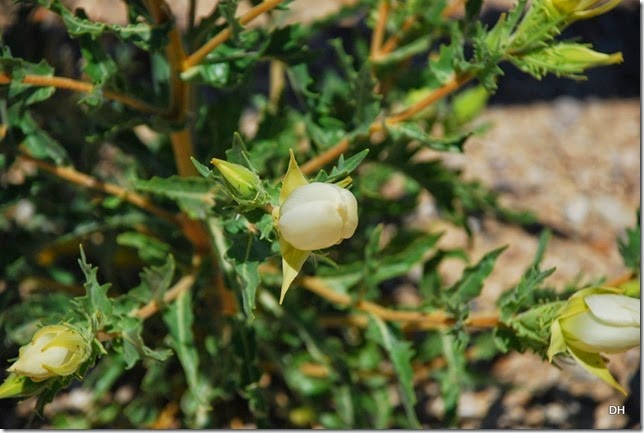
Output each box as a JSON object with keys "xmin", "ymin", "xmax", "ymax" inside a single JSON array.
[
  {"xmin": 75, "ymin": 246, "xmax": 113, "ymax": 327},
  {"xmin": 236, "ymin": 261, "xmax": 261, "ymax": 318},
  {"xmin": 366, "ymin": 316, "xmax": 421, "ymax": 428},
  {"xmin": 162, "ymin": 289, "xmax": 206, "ymax": 403}
]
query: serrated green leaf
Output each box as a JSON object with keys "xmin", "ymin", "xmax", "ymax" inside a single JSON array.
[
  {"xmin": 427, "ymin": 43, "xmax": 459, "ymax": 86},
  {"xmin": 135, "ymin": 254, "xmax": 176, "ymax": 307},
  {"xmin": 121, "ymin": 323, "xmax": 171, "ymax": 369},
  {"xmin": 0, "ymin": 47, "xmax": 56, "ymax": 106},
  {"xmin": 316, "ymin": 230, "xmax": 442, "ymax": 295},
  {"xmin": 13, "ymin": 111, "xmax": 70, "ymax": 165},
  {"xmin": 377, "ymin": 232, "xmax": 442, "ymax": 282},
  {"xmin": 41, "ymin": 0, "xmax": 170, "ymax": 51},
  {"xmin": 498, "ymin": 231, "xmax": 556, "ymax": 322},
  {"xmin": 314, "ymin": 149, "xmax": 369, "ymax": 183},
  {"xmin": 75, "ymin": 246, "xmax": 113, "ymax": 328},
  {"xmin": 388, "ymin": 123, "xmax": 471, "ymax": 153},
  {"xmin": 366, "ymin": 316, "xmax": 420, "ymax": 428},
  {"xmin": 447, "ymin": 246, "xmax": 506, "ymax": 305},
  {"xmin": 181, "ymin": 32, "xmax": 269, "ymax": 87}
]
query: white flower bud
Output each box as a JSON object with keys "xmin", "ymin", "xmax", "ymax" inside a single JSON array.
[
  {"xmin": 561, "ymin": 293, "xmax": 640, "ymax": 354},
  {"xmin": 7, "ymin": 325, "xmax": 90, "ymax": 382},
  {"xmin": 278, "ymin": 182, "xmax": 358, "ymax": 251}
]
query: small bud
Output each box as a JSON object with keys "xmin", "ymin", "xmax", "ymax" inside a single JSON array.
[
  {"xmin": 7, "ymin": 324, "xmax": 90, "ymax": 382},
  {"xmin": 211, "ymin": 158, "xmax": 264, "ymax": 201},
  {"xmin": 545, "ymin": 0, "xmax": 621, "ymax": 21},
  {"xmin": 279, "ymin": 182, "xmax": 358, "ymax": 251},
  {"xmin": 548, "ymin": 44, "xmax": 623, "ymax": 67},
  {"xmin": 517, "ymin": 43, "xmax": 622, "ymax": 79}
]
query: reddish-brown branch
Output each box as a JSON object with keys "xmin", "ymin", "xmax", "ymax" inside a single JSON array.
[
  {"xmin": 183, "ymin": 0, "xmax": 287, "ymax": 69},
  {"xmin": 370, "ymin": 0, "xmax": 390, "ymax": 58},
  {"xmin": 18, "ymin": 154, "xmax": 180, "ymax": 226},
  {"xmin": 0, "ymin": 73, "xmax": 163, "ymax": 114},
  {"xmin": 379, "ymin": 16, "xmax": 416, "ymax": 56},
  {"xmin": 272, "ymin": 271, "xmax": 502, "ymax": 330}
]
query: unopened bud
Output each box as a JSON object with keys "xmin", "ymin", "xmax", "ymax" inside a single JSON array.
[
  {"xmin": 545, "ymin": 0, "xmax": 621, "ymax": 21},
  {"xmin": 211, "ymin": 158, "xmax": 264, "ymax": 201},
  {"xmin": 7, "ymin": 324, "xmax": 90, "ymax": 382},
  {"xmin": 278, "ymin": 182, "xmax": 358, "ymax": 251}
]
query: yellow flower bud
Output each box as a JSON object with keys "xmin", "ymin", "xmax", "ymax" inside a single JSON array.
[
  {"xmin": 211, "ymin": 158, "xmax": 263, "ymax": 201},
  {"xmin": 548, "ymin": 287, "xmax": 640, "ymax": 394},
  {"xmin": 7, "ymin": 324, "xmax": 90, "ymax": 382},
  {"xmin": 278, "ymin": 182, "xmax": 358, "ymax": 251}
]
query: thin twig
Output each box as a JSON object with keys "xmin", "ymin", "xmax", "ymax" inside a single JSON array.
[
  {"xmin": 145, "ymin": 0, "xmax": 198, "ymax": 177},
  {"xmin": 183, "ymin": 0, "xmax": 287, "ymax": 69},
  {"xmin": 370, "ymin": 0, "xmax": 390, "ymax": 58},
  {"xmin": 0, "ymin": 73, "xmax": 163, "ymax": 115},
  {"xmin": 132, "ymin": 254, "xmax": 203, "ymax": 319},
  {"xmin": 379, "ymin": 15, "xmax": 416, "ymax": 56},
  {"xmin": 384, "ymin": 72, "xmax": 473, "ymax": 124},
  {"xmin": 18, "ymin": 154, "xmax": 180, "ymax": 226},
  {"xmin": 378, "ymin": 0, "xmax": 465, "ymax": 57},
  {"xmin": 300, "ymin": 137, "xmax": 351, "ymax": 175},
  {"xmin": 298, "ymin": 273, "xmax": 499, "ymax": 330}
]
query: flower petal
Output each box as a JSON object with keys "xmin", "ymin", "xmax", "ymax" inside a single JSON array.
[
  {"xmin": 562, "ymin": 311, "xmax": 640, "ymax": 354},
  {"xmin": 279, "ymin": 200, "xmax": 344, "ymax": 251},
  {"xmin": 584, "ymin": 294, "xmax": 640, "ymax": 327}
]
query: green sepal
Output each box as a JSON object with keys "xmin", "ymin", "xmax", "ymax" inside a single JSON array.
[
  {"xmin": 0, "ymin": 373, "xmax": 49, "ymax": 399},
  {"xmin": 278, "ymin": 237, "xmax": 310, "ymax": 304},
  {"xmin": 567, "ymin": 344, "xmax": 627, "ymax": 395},
  {"xmin": 279, "ymin": 149, "xmax": 308, "ymax": 205}
]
